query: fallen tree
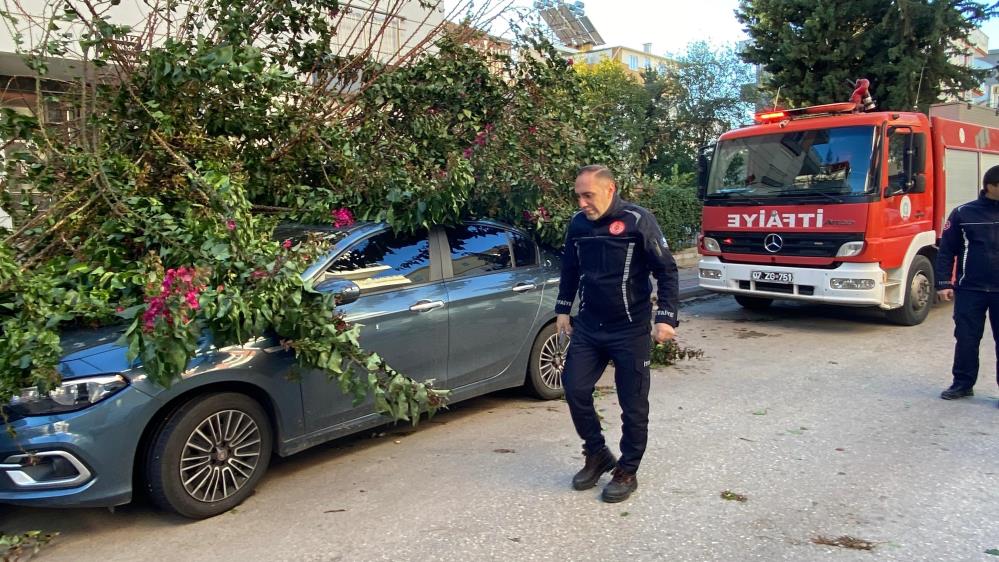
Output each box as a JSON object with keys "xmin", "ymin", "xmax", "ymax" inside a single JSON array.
[{"xmin": 0, "ymin": 0, "xmax": 652, "ymax": 423}]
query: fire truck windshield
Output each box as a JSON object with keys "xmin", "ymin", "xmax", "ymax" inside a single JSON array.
[{"xmin": 706, "ymin": 125, "xmax": 876, "ymax": 200}]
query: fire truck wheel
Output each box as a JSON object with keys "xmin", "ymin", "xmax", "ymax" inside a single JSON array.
[
  {"xmin": 734, "ymin": 295, "xmax": 773, "ymax": 310},
  {"xmin": 886, "ymin": 255, "xmax": 934, "ymax": 326}
]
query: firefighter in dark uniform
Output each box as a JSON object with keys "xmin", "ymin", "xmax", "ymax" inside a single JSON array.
[
  {"xmin": 935, "ymin": 164, "xmax": 999, "ymax": 404},
  {"xmin": 555, "ymin": 165, "xmax": 679, "ymax": 503}
]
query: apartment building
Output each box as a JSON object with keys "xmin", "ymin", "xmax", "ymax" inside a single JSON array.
[{"xmin": 576, "ymin": 43, "xmax": 674, "ymax": 79}]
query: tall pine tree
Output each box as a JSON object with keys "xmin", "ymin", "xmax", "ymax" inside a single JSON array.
[{"xmin": 737, "ymin": 0, "xmax": 998, "ymax": 111}]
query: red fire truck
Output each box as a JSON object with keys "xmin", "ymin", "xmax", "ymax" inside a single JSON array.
[{"xmin": 696, "ymin": 97, "xmax": 999, "ymax": 325}]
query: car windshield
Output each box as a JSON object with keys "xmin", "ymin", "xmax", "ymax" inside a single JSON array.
[{"xmin": 707, "ymin": 125, "xmax": 877, "ymax": 199}]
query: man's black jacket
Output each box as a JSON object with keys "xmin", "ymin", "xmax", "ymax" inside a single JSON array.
[
  {"xmin": 555, "ymin": 196, "xmax": 679, "ymax": 331},
  {"xmin": 935, "ymin": 193, "xmax": 999, "ymax": 292}
]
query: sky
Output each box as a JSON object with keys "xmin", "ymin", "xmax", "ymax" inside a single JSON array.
[{"xmin": 452, "ymin": 0, "xmax": 999, "ymax": 57}]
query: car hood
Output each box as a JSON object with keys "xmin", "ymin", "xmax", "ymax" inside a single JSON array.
[
  {"xmin": 57, "ymin": 325, "xmax": 224, "ymax": 382},
  {"xmin": 58, "ymin": 324, "xmax": 133, "ymax": 380}
]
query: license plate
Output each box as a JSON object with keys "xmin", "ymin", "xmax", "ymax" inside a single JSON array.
[{"xmin": 751, "ymin": 270, "xmax": 793, "ymax": 283}]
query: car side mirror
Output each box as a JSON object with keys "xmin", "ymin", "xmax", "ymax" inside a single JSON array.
[
  {"xmin": 314, "ymin": 278, "xmax": 361, "ymax": 305},
  {"xmin": 909, "ymin": 174, "xmax": 926, "ymax": 194}
]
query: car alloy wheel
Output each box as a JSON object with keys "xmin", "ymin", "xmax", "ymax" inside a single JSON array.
[
  {"xmin": 147, "ymin": 392, "xmax": 273, "ymax": 518},
  {"xmin": 538, "ymin": 332, "xmax": 568, "ymax": 391},
  {"xmin": 180, "ymin": 409, "xmax": 263, "ymax": 503}
]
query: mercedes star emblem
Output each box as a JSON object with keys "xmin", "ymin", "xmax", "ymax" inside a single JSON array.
[{"xmin": 764, "ymin": 233, "xmax": 783, "ymax": 253}]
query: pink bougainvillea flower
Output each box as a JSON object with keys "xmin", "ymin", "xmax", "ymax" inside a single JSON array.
[
  {"xmin": 462, "ymin": 147, "xmax": 474, "ymax": 159},
  {"xmin": 226, "ymin": 219, "xmax": 236, "ymax": 231},
  {"xmin": 282, "ymin": 239, "xmax": 293, "ymax": 249},
  {"xmin": 141, "ymin": 297, "xmax": 165, "ymax": 333},
  {"xmin": 567, "ymin": 58, "xmax": 574, "ymax": 66},
  {"xmin": 332, "ymin": 207, "xmax": 355, "ymax": 228},
  {"xmin": 528, "ymin": 126, "xmax": 538, "ymax": 135},
  {"xmin": 141, "ymin": 266, "xmax": 205, "ymax": 332},
  {"xmin": 115, "ymin": 306, "xmax": 125, "ymax": 313}
]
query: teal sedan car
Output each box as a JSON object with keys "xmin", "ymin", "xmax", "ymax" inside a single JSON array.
[{"xmin": 0, "ymin": 220, "xmax": 567, "ymax": 518}]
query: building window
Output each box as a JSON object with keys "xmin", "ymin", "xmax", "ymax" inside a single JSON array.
[
  {"xmin": 333, "ymin": 11, "xmax": 402, "ymax": 61},
  {"xmin": 627, "ymin": 55, "xmax": 638, "ymax": 70},
  {"xmin": 643, "ymin": 57, "xmax": 651, "ymax": 70},
  {"xmin": 991, "ymin": 85, "xmax": 999, "ymax": 108}
]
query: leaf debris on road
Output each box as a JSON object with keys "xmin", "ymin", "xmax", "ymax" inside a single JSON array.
[
  {"xmin": 811, "ymin": 535, "xmax": 875, "ymax": 550},
  {"xmin": 720, "ymin": 490, "xmax": 748, "ymax": 502}
]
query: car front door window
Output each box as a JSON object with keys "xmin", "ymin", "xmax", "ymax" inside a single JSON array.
[{"xmin": 324, "ymin": 230, "xmax": 432, "ymax": 293}]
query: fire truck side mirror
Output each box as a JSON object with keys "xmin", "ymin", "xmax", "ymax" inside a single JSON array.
[
  {"xmin": 696, "ymin": 143, "xmax": 715, "ymax": 200},
  {"xmin": 904, "ymin": 133, "xmax": 928, "ymax": 194},
  {"xmin": 911, "ymin": 133, "xmax": 926, "ymax": 174}
]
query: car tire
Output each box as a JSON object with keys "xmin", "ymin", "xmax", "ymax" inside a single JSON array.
[
  {"xmin": 146, "ymin": 392, "xmax": 272, "ymax": 519},
  {"xmin": 734, "ymin": 295, "xmax": 773, "ymax": 310},
  {"xmin": 886, "ymin": 255, "xmax": 934, "ymax": 326},
  {"xmin": 527, "ymin": 323, "xmax": 567, "ymax": 400}
]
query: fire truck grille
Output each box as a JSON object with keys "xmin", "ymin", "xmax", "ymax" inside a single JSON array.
[{"xmin": 706, "ymin": 232, "xmax": 864, "ymax": 258}]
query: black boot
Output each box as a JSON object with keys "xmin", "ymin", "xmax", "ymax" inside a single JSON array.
[
  {"xmin": 601, "ymin": 467, "xmax": 638, "ymax": 503},
  {"xmin": 572, "ymin": 447, "xmax": 616, "ymax": 490},
  {"xmin": 940, "ymin": 386, "xmax": 974, "ymax": 400}
]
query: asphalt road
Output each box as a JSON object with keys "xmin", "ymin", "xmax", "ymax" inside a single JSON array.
[{"xmin": 3, "ymin": 295, "xmax": 997, "ymax": 561}]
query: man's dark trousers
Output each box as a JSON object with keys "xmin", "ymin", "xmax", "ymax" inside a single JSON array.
[
  {"xmin": 562, "ymin": 322, "xmax": 651, "ymax": 474},
  {"xmin": 951, "ymin": 289, "xmax": 999, "ymax": 390}
]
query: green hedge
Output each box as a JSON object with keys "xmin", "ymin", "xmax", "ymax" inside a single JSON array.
[{"xmin": 637, "ymin": 184, "xmax": 702, "ymax": 250}]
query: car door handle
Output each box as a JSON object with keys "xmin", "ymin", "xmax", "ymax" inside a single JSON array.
[
  {"xmin": 409, "ymin": 300, "xmax": 445, "ymax": 312},
  {"xmin": 914, "ymin": 211, "xmax": 926, "ymax": 218},
  {"xmin": 512, "ymin": 283, "xmax": 537, "ymax": 293}
]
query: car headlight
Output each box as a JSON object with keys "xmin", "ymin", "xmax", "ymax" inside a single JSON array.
[
  {"xmin": 6, "ymin": 375, "xmax": 128, "ymax": 419},
  {"xmin": 836, "ymin": 241, "xmax": 865, "ymax": 257},
  {"xmin": 702, "ymin": 236, "xmax": 721, "ymax": 253}
]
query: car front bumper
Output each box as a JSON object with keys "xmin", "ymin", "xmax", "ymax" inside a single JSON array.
[
  {"xmin": 0, "ymin": 384, "xmax": 155, "ymax": 508},
  {"xmin": 697, "ymin": 256, "xmax": 886, "ymax": 306}
]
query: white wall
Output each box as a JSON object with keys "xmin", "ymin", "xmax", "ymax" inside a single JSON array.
[
  {"xmin": 1, "ymin": 1, "xmax": 444, "ymax": 62},
  {"xmin": 0, "ymin": 1, "xmax": 173, "ymax": 56}
]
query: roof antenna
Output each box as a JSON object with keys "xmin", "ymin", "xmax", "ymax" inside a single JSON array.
[
  {"xmin": 912, "ymin": 65, "xmax": 925, "ymax": 111},
  {"xmin": 772, "ymin": 85, "xmax": 782, "ymax": 111}
]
